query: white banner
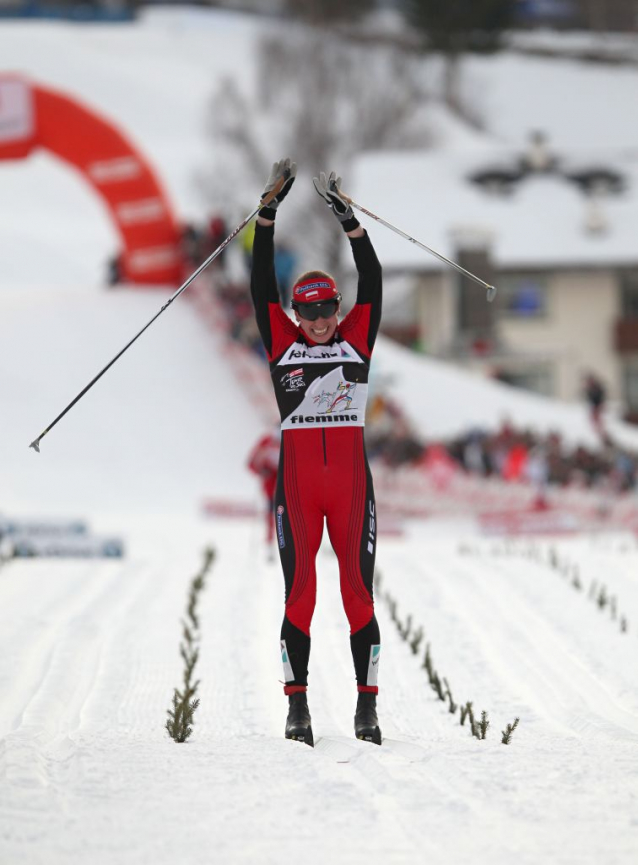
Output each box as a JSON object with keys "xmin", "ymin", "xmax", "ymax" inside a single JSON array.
[{"xmin": 0, "ymin": 77, "xmax": 34, "ymax": 144}]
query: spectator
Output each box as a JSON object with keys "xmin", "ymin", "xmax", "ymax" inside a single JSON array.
[
  {"xmin": 180, "ymin": 223, "xmax": 203, "ymax": 268},
  {"xmin": 205, "ymin": 215, "xmax": 229, "ymax": 271},
  {"xmin": 241, "ymin": 219, "xmax": 256, "ymax": 274},
  {"xmin": 583, "ymin": 372, "xmax": 607, "ymax": 435}
]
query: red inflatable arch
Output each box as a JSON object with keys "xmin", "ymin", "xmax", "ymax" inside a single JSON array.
[{"xmin": 0, "ymin": 74, "xmax": 183, "ymax": 285}]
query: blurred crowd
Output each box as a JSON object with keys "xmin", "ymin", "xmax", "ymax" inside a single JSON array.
[{"xmin": 366, "ymin": 393, "xmax": 637, "ymax": 495}]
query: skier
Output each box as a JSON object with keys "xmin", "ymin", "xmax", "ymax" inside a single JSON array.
[{"xmin": 250, "ymin": 158, "xmax": 383, "ymax": 746}]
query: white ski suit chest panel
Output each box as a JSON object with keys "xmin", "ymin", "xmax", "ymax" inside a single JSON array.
[{"xmin": 272, "ymin": 338, "xmax": 369, "ymax": 431}]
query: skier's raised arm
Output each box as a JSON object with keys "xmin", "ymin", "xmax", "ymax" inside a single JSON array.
[
  {"xmin": 250, "ymin": 158, "xmax": 298, "ymax": 361},
  {"xmin": 312, "ymin": 170, "xmax": 382, "ymax": 357}
]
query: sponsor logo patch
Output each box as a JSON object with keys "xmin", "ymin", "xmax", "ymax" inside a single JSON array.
[
  {"xmin": 280, "ymin": 367, "xmax": 305, "ymax": 392},
  {"xmin": 367, "ymin": 500, "xmax": 375, "ymax": 555},
  {"xmin": 276, "ymin": 505, "xmax": 285, "ymax": 548},
  {"xmin": 290, "ymin": 414, "xmax": 358, "ymax": 424},
  {"xmin": 295, "ymin": 281, "xmax": 332, "ymax": 295}
]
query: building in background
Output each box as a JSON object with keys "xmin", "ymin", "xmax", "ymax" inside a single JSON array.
[{"xmin": 352, "ymin": 133, "xmax": 638, "ymax": 423}]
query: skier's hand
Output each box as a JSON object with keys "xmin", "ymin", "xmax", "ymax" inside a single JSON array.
[
  {"xmin": 312, "ymin": 171, "xmax": 358, "ymax": 231},
  {"xmin": 260, "ymin": 157, "xmax": 297, "ymax": 220}
]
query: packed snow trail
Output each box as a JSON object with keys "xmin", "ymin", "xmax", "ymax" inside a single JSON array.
[{"xmin": 1, "ymin": 520, "xmax": 637, "ymax": 865}]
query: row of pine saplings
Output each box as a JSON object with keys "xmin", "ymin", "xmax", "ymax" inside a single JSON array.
[
  {"xmin": 374, "ymin": 570, "xmax": 520, "ymax": 745},
  {"xmin": 459, "ymin": 541, "xmax": 630, "ymax": 635},
  {"xmin": 166, "ymin": 547, "xmax": 215, "ymax": 743}
]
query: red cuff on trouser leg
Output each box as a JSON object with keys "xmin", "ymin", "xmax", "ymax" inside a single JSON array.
[
  {"xmin": 357, "ymin": 685, "xmax": 378, "ymax": 694},
  {"xmin": 283, "ymin": 685, "xmax": 307, "ymax": 695}
]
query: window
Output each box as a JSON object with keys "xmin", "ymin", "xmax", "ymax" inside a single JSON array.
[
  {"xmin": 620, "ymin": 271, "xmax": 638, "ymax": 317},
  {"xmin": 497, "ymin": 274, "xmax": 548, "ymax": 319}
]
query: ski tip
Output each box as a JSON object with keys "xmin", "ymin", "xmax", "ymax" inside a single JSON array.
[{"xmin": 29, "ymin": 439, "xmax": 41, "ymax": 454}]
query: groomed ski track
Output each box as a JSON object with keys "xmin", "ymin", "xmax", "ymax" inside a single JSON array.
[{"xmin": 1, "ymin": 518, "xmax": 637, "ymax": 865}]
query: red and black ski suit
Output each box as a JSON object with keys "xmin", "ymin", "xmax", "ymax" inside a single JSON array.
[{"xmin": 251, "ymin": 222, "xmax": 382, "ymax": 695}]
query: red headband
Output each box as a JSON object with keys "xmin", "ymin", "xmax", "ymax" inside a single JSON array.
[{"xmin": 292, "ymin": 276, "xmax": 338, "ymax": 304}]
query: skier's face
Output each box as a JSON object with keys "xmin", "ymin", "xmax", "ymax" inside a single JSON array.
[{"xmin": 294, "ymin": 306, "xmax": 340, "ymax": 344}]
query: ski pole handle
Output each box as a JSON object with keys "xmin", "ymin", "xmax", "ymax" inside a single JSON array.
[{"xmin": 258, "ymin": 175, "xmax": 286, "ymax": 209}]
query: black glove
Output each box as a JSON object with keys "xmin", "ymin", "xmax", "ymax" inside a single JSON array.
[
  {"xmin": 260, "ymin": 157, "xmax": 297, "ymax": 221},
  {"xmin": 312, "ymin": 171, "xmax": 359, "ymax": 232}
]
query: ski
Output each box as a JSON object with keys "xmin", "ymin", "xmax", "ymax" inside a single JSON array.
[
  {"xmin": 313, "ymin": 735, "xmax": 431, "ymax": 764},
  {"xmin": 380, "ymin": 738, "xmax": 431, "ymax": 763},
  {"xmin": 314, "ymin": 736, "xmax": 357, "ymax": 762}
]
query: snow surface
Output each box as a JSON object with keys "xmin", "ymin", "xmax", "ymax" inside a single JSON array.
[
  {"xmin": 1, "ymin": 8, "xmax": 638, "ymax": 865},
  {"xmin": 1, "ymin": 524, "xmax": 638, "ymax": 865}
]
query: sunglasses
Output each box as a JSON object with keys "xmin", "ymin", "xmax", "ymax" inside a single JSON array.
[{"xmin": 292, "ymin": 298, "xmax": 340, "ymax": 322}]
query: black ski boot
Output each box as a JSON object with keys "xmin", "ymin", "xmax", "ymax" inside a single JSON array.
[
  {"xmin": 285, "ymin": 692, "xmax": 314, "ymax": 747},
  {"xmin": 355, "ymin": 692, "xmax": 382, "ymax": 745}
]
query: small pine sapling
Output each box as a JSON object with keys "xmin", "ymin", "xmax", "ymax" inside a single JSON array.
[
  {"xmin": 410, "ymin": 626, "xmax": 424, "ymax": 656},
  {"xmin": 443, "ymin": 678, "xmax": 457, "ymax": 714},
  {"xmin": 388, "ymin": 597, "xmax": 398, "ymax": 624},
  {"xmin": 479, "ymin": 710, "xmax": 490, "ymax": 739},
  {"xmin": 464, "ymin": 702, "xmax": 480, "ymax": 739},
  {"xmin": 166, "ymin": 547, "xmax": 214, "ymax": 743},
  {"xmin": 501, "ymin": 717, "xmax": 520, "ymax": 745},
  {"xmin": 400, "ymin": 614, "xmax": 413, "ymax": 641},
  {"xmin": 430, "ymin": 672, "xmax": 446, "ymax": 701},
  {"xmin": 422, "ymin": 643, "xmax": 433, "ymax": 678},
  {"xmin": 165, "ymin": 691, "xmax": 200, "ymax": 743},
  {"xmin": 470, "ymin": 714, "xmax": 481, "ymax": 740},
  {"xmin": 460, "ymin": 701, "xmax": 473, "ymax": 726}
]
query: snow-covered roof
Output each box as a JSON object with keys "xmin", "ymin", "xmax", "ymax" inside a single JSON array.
[{"xmin": 350, "ymin": 143, "xmax": 638, "ymax": 273}]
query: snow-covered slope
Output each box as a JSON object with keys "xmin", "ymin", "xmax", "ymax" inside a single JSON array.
[{"xmin": 0, "ymin": 283, "xmax": 262, "ymax": 517}]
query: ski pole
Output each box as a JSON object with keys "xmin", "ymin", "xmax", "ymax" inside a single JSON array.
[
  {"xmin": 336, "ymin": 187, "xmax": 497, "ymax": 303},
  {"xmin": 28, "ymin": 178, "xmax": 285, "ymax": 453}
]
